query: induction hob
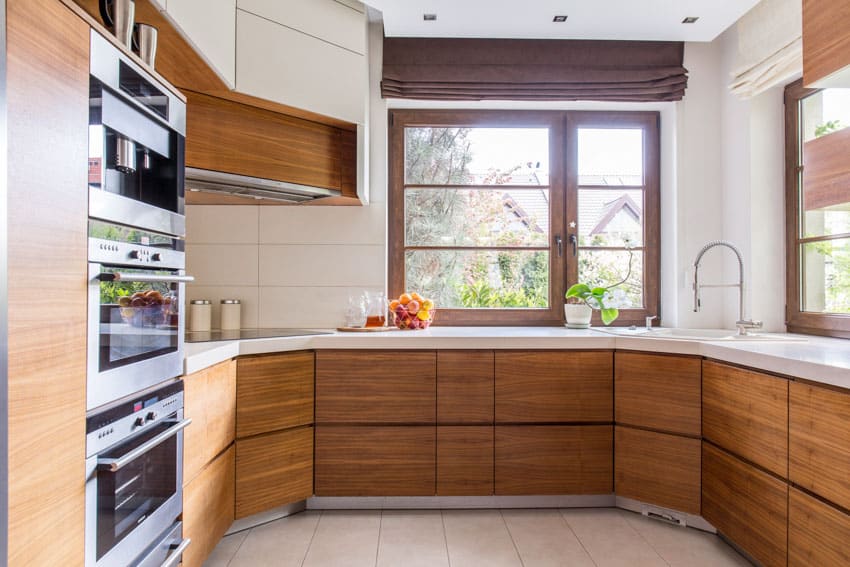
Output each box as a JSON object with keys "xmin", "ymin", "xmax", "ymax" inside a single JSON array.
[{"xmin": 186, "ymin": 328, "xmax": 332, "ymax": 343}]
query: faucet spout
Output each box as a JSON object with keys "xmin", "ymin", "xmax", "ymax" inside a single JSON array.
[{"xmin": 692, "ymin": 240, "xmax": 760, "ymax": 334}]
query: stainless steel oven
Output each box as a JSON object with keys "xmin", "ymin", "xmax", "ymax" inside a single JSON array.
[
  {"xmin": 88, "ymin": 220, "xmax": 193, "ymax": 410},
  {"xmin": 85, "ymin": 380, "xmax": 191, "ymax": 567}
]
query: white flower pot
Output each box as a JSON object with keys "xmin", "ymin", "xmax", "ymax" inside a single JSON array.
[{"xmin": 564, "ymin": 304, "xmax": 592, "ymax": 328}]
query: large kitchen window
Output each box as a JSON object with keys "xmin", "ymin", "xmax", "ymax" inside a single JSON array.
[
  {"xmin": 785, "ymin": 80, "xmax": 850, "ymax": 337},
  {"xmin": 388, "ymin": 110, "xmax": 659, "ymax": 326}
]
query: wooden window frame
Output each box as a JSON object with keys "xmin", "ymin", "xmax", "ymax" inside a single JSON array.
[
  {"xmin": 784, "ymin": 79, "xmax": 850, "ymax": 338},
  {"xmin": 388, "ymin": 109, "xmax": 660, "ymax": 326}
]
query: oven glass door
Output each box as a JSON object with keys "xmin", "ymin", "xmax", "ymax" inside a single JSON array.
[{"xmin": 96, "ymin": 421, "xmax": 178, "ymax": 561}]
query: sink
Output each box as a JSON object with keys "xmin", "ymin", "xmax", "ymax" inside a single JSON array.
[{"xmin": 591, "ymin": 327, "xmax": 807, "ymax": 342}]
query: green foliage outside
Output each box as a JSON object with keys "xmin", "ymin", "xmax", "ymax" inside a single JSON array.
[
  {"xmin": 815, "ymin": 120, "xmax": 843, "ymax": 137},
  {"xmin": 807, "ymin": 240, "xmax": 850, "ymax": 313}
]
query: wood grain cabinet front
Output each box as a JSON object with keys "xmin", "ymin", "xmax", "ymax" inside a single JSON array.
[
  {"xmin": 184, "ymin": 359, "xmax": 237, "ymax": 484},
  {"xmin": 437, "ymin": 350, "xmax": 494, "ymax": 424},
  {"xmin": 437, "ymin": 426, "xmax": 494, "ymax": 496},
  {"xmin": 182, "ymin": 445, "xmax": 235, "ymax": 567},
  {"xmin": 702, "ymin": 361, "xmax": 788, "ymax": 478},
  {"xmin": 803, "ymin": 0, "xmax": 850, "ymax": 87},
  {"xmin": 789, "ymin": 487, "xmax": 850, "ymax": 566},
  {"xmin": 495, "ymin": 351, "xmax": 613, "ymax": 423},
  {"xmin": 702, "ymin": 442, "xmax": 788, "ymax": 567}
]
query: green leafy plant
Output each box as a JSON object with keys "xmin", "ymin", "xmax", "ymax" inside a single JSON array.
[
  {"xmin": 565, "ymin": 249, "xmax": 634, "ymax": 325},
  {"xmin": 815, "ymin": 120, "xmax": 842, "ymax": 137}
]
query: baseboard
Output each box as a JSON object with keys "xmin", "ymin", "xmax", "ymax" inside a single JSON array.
[
  {"xmin": 306, "ymin": 494, "xmax": 616, "ymax": 510},
  {"xmin": 614, "ymin": 496, "xmax": 716, "ymax": 533},
  {"xmin": 225, "ymin": 501, "xmax": 307, "ymax": 535}
]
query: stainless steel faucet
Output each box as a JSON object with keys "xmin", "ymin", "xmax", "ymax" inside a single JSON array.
[{"xmin": 693, "ymin": 240, "xmax": 763, "ymax": 336}]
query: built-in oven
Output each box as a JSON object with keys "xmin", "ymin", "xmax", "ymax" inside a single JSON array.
[
  {"xmin": 88, "ymin": 220, "xmax": 193, "ymax": 410},
  {"xmin": 85, "ymin": 380, "xmax": 191, "ymax": 567},
  {"xmin": 88, "ymin": 30, "xmax": 186, "ymax": 237}
]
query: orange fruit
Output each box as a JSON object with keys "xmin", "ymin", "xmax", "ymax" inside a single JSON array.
[
  {"xmin": 389, "ymin": 299, "xmax": 400, "ymax": 311},
  {"xmin": 399, "ymin": 293, "xmax": 412, "ymax": 305},
  {"xmin": 410, "ymin": 292, "xmax": 422, "ymax": 301}
]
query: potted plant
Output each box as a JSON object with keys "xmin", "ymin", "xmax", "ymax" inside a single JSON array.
[{"xmin": 564, "ymin": 249, "xmax": 633, "ymax": 327}]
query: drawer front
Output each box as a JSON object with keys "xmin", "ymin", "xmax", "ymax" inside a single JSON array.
[
  {"xmin": 237, "ymin": 351, "xmax": 314, "ymax": 438},
  {"xmin": 495, "ymin": 425, "xmax": 613, "ymax": 495},
  {"xmin": 182, "ymin": 445, "xmax": 235, "ymax": 567},
  {"xmin": 495, "ymin": 351, "xmax": 613, "ymax": 423},
  {"xmin": 316, "ymin": 350, "xmax": 436, "ymax": 424},
  {"xmin": 789, "ymin": 487, "xmax": 850, "ymax": 566},
  {"xmin": 437, "ymin": 350, "xmax": 494, "ymax": 424},
  {"xmin": 702, "ymin": 443, "xmax": 788, "ymax": 567},
  {"xmin": 615, "ymin": 426, "xmax": 701, "ymax": 515},
  {"xmin": 702, "ymin": 361, "xmax": 788, "ymax": 478},
  {"xmin": 615, "ymin": 352, "xmax": 701, "ymax": 436},
  {"xmin": 235, "ymin": 426, "xmax": 313, "ymax": 519},
  {"xmin": 437, "ymin": 426, "xmax": 494, "ymax": 496},
  {"xmin": 790, "ymin": 381, "xmax": 850, "ymax": 510},
  {"xmin": 184, "ymin": 359, "xmax": 237, "ymax": 484}
]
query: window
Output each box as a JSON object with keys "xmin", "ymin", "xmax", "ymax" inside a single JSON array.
[
  {"xmin": 785, "ymin": 80, "xmax": 850, "ymax": 337},
  {"xmin": 388, "ymin": 110, "xmax": 659, "ymax": 326}
]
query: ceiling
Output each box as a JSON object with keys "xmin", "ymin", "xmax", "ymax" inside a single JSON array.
[{"xmin": 363, "ymin": 0, "xmax": 762, "ymax": 42}]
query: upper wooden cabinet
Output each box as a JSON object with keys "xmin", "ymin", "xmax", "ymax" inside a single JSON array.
[
  {"xmin": 803, "ymin": 0, "xmax": 850, "ymax": 87},
  {"xmin": 437, "ymin": 350, "xmax": 494, "ymax": 424},
  {"xmin": 495, "ymin": 351, "xmax": 613, "ymax": 423},
  {"xmin": 702, "ymin": 361, "xmax": 788, "ymax": 478},
  {"xmin": 184, "ymin": 359, "xmax": 237, "ymax": 484}
]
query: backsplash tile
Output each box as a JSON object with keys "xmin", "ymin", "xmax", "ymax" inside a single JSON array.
[
  {"xmin": 186, "ymin": 244, "xmax": 259, "ymax": 286},
  {"xmin": 258, "ymin": 286, "xmax": 383, "ymax": 328},
  {"xmin": 259, "ymin": 244, "xmax": 385, "ymax": 287},
  {"xmin": 259, "ymin": 203, "xmax": 385, "ymax": 245},
  {"xmin": 186, "ymin": 205, "xmax": 259, "ymax": 244}
]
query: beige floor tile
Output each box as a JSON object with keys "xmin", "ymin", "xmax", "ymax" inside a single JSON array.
[
  {"xmin": 561, "ymin": 508, "xmax": 668, "ymax": 567},
  {"xmin": 501, "ymin": 509, "xmax": 596, "ymax": 567},
  {"xmin": 229, "ymin": 511, "xmax": 321, "ymax": 567},
  {"xmin": 623, "ymin": 512, "xmax": 751, "ymax": 567},
  {"xmin": 442, "ymin": 509, "xmax": 523, "ymax": 567},
  {"xmin": 302, "ymin": 510, "xmax": 382, "ymax": 567},
  {"xmin": 377, "ymin": 510, "xmax": 449, "ymax": 567},
  {"xmin": 203, "ymin": 530, "xmax": 249, "ymax": 567}
]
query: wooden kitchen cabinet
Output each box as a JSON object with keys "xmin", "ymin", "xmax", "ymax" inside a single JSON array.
[
  {"xmin": 702, "ymin": 361, "xmax": 788, "ymax": 478},
  {"xmin": 790, "ymin": 381, "xmax": 850, "ymax": 510},
  {"xmin": 236, "ymin": 351, "xmax": 314, "ymax": 439},
  {"xmin": 614, "ymin": 426, "xmax": 700, "ymax": 515},
  {"xmin": 235, "ymin": 426, "xmax": 313, "ymax": 519},
  {"xmin": 495, "ymin": 425, "xmax": 612, "ymax": 495},
  {"xmin": 614, "ymin": 352, "xmax": 701, "ymax": 436},
  {"xmin": 315, "ymin": 425, "xmax": 436, "ymax": 496},
  {"xmin": 437, "ymin": 426, "xmax": 494, "ymax": 496},
  {"xmin": 184, "ymin": 359, "xmax": 237, "ymax": 484},
  {"xmin": 437, "ymin": 350, "xmax": 494, "ymax": 424},
  {"xmin": 495, "ymin": 351, "xmax": 613, "ymax": 423},
  {"xmin": 789, "ymin": 486, "xmax": 850, "ymax": 566},
  {"xmin": 702, "ymin": 442, "xmax": 788, "ymax": 567},
  {"xmin": 316, "ymin": 350, "xmax": 437, "ymax": 424},
  {"xmin": 182, "ymin": 445, "xmax": 235, "ymax": 567},
  {"xmin": 803, "ymin": 0, "xmax": 850, "ymax": 87}
]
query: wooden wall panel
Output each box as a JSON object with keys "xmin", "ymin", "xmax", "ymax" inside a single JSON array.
[
  {"xmin": 182, "ymin": 446, "xmax": 235, "ymax": 567},
  {"xmin": 7, "ymin": 0, "xmax": 89, "ymax": 563},
  {"xmin": 495, "ymin": 351, "xmax": 613, "ymax": 423},
  {"xmin": 437, "ymin": 350, "xmax": 494, "ymax": 424},
  {"xmin": 789, "ymin": 487, "xmax": 850, "ymax": 566},
  {"xmin": 184, "ymin": 359, "xmax": 237, "ymax": 484},
  {"xmin": 437, "ymin": 426, "xmax": 494, "ymax": 496}
]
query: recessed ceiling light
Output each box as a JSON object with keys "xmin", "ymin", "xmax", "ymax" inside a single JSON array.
[
  {"xmin": 423, "ymin": 13, "xmax": 437, "ymax": 21},
  {"xmin": 682, "ymin": 16, "xmax": 699, "ymax": 24},
  {"xmin": 553, "ymin": 15, "xmax": 568, "ymax": 23}
]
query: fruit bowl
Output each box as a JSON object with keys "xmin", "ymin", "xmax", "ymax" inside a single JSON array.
[
  {"xmin": 117, "ymin": 290, "xmax": 173, "ymax": 328},
  {"xmin": 391, "ymin": 308, "xmax": 435, "ymax": 330},
  {"xmin": 389, "ymin": 293, "xmax": 435, "ymax": 330}
]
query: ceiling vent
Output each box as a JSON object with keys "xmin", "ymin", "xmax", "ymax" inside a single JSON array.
[
  {"xmin": 423, "ymin": 13, "xmax": 437, "ymax": 21},
  {"xmin": 682, "ymin": 16, "xmax": 700, "ymax": 24},
  {"xmin": 553, "ymin": 15, "xmax": 568, "ymax": 23}
]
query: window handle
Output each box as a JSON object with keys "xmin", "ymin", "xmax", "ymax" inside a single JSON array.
[
  {"xmin": 569, "ymin": 234, "xmax": 578, "ymax": 257},
  {"xmin": 555, "ymin": 235, "xmax": 562, "ymax": 257}
]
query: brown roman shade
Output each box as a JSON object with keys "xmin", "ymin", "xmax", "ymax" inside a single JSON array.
[{"xmin": 382, "ymin": 38, "xmax": 688, "ymax": 102}]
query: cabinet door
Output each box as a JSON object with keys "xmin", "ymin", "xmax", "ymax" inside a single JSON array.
[
  {"xmin": 237, "ymin": 351, "xmax": 314, "ymax": 439},
  {"xmin": 184, "ymin": 359, "xmax": 237, "ymax": 484},
  {"xmin": 702, "ymin": 443, "xmax": 787, "ymax": 567},
  {"xmin": 789, "ymin": 487, "xmax": 850, "ymax": 566},
  {"xmin": 495, "ymin": 425, "xmax": 612, "ymax": 495},
  {"xmin": 803, "ymin": 0, "xmax": 850, "ymax": 87},
  {"xmin": 495, "ymin": 351, "xmax": 613, "ymax": 423},
  {"xmin": 437, "ymin": 426, "xmax": 493, "ymax": 496},
  {"xmin": 235, "ymin": 426, "xmax": 313, "ymax": 519},
  {"xmin": 182, "ymin": 445, "xmax": 235, "ymax": 567},
  {"xmin": 615, "ymin": 352, "xmax": 701, "ymax": 436},
  {"xmin": 315, "ymin": 425, "xmax": 435, "ymax": 496},
  {"xmin": 316, "ymin": 350, "xmax": 436, "ymax": 424},
  {"xmin": 614, "ymin": 426, "xmax": 700, "ymax": 515},
  {"xmin": 702, "ymin": 361, "xmax": 788, "ymax": 478},
  {"xmin": 790, "ymin": 381, "xmax": 850, "ymax": 510},
  {"xmin": 438, "ymin": 350, "xmax": 494, "ymax": 424},
  {"xmin": 165, "ymin": 0, "xmax": 236, "ymax": 86}
]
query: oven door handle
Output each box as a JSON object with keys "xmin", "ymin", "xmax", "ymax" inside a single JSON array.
[
  {"xmin": 97, "ymin": 418, "xmax": 192, "ymax": 472},
  {"xmin": 161, "ymin": 538, "xmax": 192, "ymax": 567},
  {"xmin": 98, "ymin": 272, "xmax": 195, "ymax": 283}
]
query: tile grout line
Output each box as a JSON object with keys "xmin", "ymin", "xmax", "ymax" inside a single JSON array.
[
  {"xmin": 373, "ymin": 509, "xmax": 383, "ymax": 567},
  {"xmin": 557, "ymin": 509, "xmax": 599, "ymax": 567},
  {"xmin": 620, "ymin": 511, "xmax": 673, "ymax": 567},
  {"xmin": 498, "ymin": 509, "xmax": 526, "ymax": 567},
  {"xmin": 440, "ymin": 509, "xmax": 453, "ymax": 567},
  {"xmin": 299, "ymin": 510, "xmax": 323, "ymax": 567},
  {"xmin": 224, "ymin": 529, "xmax": 251, "ymax": 567}
]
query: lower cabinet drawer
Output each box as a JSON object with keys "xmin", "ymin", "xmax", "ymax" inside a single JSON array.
[
  {"xmin": 315, "ymin": 425, "xmax": 436, "ymax": 496},
  {"xmin": 182, "ymin": 445, "xmax": 235, "ymax": 567},
  {"xmin": 789, "ymin": 487, "xmax": 850, "ymax": 566},
  {"xmin": 437, "ymin": 426, "xmax": 493, "ymax": 496},
  {"xmin": 614, "ymin": 426, "xmax": 700, "ymax": 515},
  {"xmin": 235, "ymin": 426, "xmax": 313, "ymax": 519},
  {"xmin": 702, "ymin": 442, "xmax": 787, "ymax": 567},
  {"xmin": 495, "ymin": 425, "xmax": 612, "ymax": 495}
]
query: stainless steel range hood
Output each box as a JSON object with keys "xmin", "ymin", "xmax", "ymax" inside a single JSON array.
[{"xmin": 184, "ymin": 167, "xmax": 341, "ymax": 203}]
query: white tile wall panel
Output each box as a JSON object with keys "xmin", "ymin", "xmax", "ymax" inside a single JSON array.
[
  {"xmin": 185, "ymin": 244, "xmax": 259, "ymax": 286},
  {"xmin": 259, "ymin": 244, "xmax": 384, "ymax": 287},
  {"xmin": 259, "ymin": 203, "xmax": 385, "ymax": 245},
  {"xmin": 186, "ymin": 205, "xmax": 259, "ymax": 245}
]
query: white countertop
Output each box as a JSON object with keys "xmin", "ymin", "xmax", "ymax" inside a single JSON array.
[{"xmin": 184, "ymin": 327, "xmax": 850, "ymax": 390}]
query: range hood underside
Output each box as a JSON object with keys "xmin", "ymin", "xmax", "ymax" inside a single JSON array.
[{"xmin": 185, "ymin": 167, "xmax": 341, "ymax": 204}]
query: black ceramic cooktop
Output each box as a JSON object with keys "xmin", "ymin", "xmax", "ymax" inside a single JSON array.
[{"xmin": 186, "ymin": 328, "xmax": 331, "ymax": 343}]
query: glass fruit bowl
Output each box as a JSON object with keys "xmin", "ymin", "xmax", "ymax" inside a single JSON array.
[{"xmin": 390, "ymin": 307, "xmax": 435, "ymax": 330}]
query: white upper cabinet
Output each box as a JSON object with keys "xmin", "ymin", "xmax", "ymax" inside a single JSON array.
[{"xmin": 162, "ymin": 0, "xmax": 237, "ymax": 87}]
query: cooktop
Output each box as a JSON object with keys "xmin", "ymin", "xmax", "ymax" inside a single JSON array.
[{"xmin": 186, "ymin": 328, "xmax": 332, "ymax": 343}]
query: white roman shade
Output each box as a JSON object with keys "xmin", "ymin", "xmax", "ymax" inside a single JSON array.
[{"xmin": 729, "ymin": 0, "xmax": 802, "ymax": 99}]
